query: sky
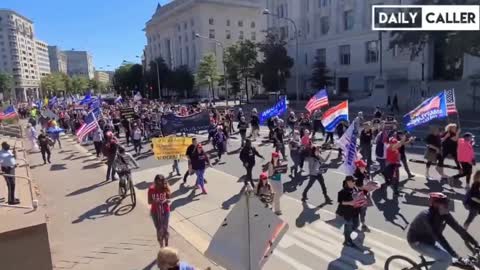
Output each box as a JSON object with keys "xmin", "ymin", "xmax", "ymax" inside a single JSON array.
[{"xmin": 2, "ymin": 0, "xmax": 171, "ymax": 71}]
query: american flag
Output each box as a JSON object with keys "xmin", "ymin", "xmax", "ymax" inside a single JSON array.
[
  {"xmin": 445, "ymin": 89, "xmax": 457, "ymax": 115},
  {"xmin": 411, "ymin": 95, "xmax": 441, "ymax": 118},
  {"xmin": 305, "ymin": 89, "xmax": 329, "ymax": 113},
  {"xmin": 0, "ymin": 105, "xmax": 17, "ymax": 120},
  {"xmin": 76, "ymin": 107, "xmax": 100, "ymax": 142}
]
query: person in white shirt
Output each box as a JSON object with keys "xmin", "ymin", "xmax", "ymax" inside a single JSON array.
[
  {"xmin": 0, "ymin": 142, "xmax": 18, "ymax": 205},
  {"xmin": 26, "ymin": 123, "xmax": 38, "ymax": 152},
  {"xmin": 132, "ymin": 124, "xmax": 143, "ymax": 155}
]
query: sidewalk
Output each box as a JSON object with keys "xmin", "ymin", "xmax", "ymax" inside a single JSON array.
[
  {"xmin": 27, "ymin": 135, "xmax": 216, "ymax": 270},
  {"xmin": 133, "ymin": 163, "xmax": 439, "ymax": 270}
]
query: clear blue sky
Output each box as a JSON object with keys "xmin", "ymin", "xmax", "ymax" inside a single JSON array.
[{"xmin": 2, "ymin": 0, "xmax": 171, "ymax": 71}]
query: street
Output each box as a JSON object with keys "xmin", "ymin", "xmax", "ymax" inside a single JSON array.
[{"xmin": 28, "ymin": 124, "xmax": 480, "ymax": 270}]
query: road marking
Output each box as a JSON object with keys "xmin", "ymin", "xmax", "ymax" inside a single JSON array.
[{"xmin": 273, "ymin": 249, "xmax": 314, "ymax": 270}]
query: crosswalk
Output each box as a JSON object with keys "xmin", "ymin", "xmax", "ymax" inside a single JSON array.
[{"xmin": 132, "ymin": 164, "xmax": 426, "ymax": 270}]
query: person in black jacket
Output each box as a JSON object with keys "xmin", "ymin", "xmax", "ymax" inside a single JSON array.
[
  {"xmin": 336, "ymin": 176, "xmax": 360, "ymax": 247},
  {"xmin": 407, "ymin": 193, "xmax": 480, "ymax": 270},
  {"xmin": 240, "ymin": 139, "xmax": 264, "ymax": 188}
]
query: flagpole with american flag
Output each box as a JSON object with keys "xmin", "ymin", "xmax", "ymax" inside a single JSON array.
[
  {"xmin": 444, "ymin": 88, "xmax": 458, "ymax": 127},
  {"xmin": 305, "ymin": 89, "xmax": 329, "ymax": 113}
]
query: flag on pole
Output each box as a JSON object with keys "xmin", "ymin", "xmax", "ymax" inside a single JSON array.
[
  {"xmin": 114, "ymin": 95, "xmax": 123, "ymax": 104},
  {"xmin": 445, "ymin": 89, "xmax": 457, "ymax": 115},
  {"xmin": 0, "ymin": 105, "xmax": 18, "ymax": 120},
  {"xmin": 305, "ymin": 89, "xmax": 329, "ymax": 113},
  {"xmin": 259, "ymin": 96, "xmax": 288, "ymax": 124},
  {"xmin": 76, "ymin": 108, "xmax": 100, "ymax": 142},
  {"xmin": 48, "ymin": 96, "xmax": 58, "ymax": 108},
  {"xmin": 79, "ymin": 94, "xmax": 92, "ymax": 105},
  {"xmin": 321, "ymin": 101, "xmax": 349, "ymax": 132},
  {"xmin": 404, "ymin": 91, "xmax": 448, "ymax": 130},
  {"xmin": 336, "ymin": 121, "xmax": 359, "ymax": 175}
]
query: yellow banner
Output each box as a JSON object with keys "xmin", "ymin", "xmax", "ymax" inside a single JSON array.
[{"xmin": 151, "ymin": 137, "xmax": 193, "ymax": 160}]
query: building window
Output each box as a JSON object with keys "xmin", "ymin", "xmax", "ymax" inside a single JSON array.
[
  {"xmin": 186, "ymin": 46, "xmax": 190, "ymax": 65},
  {"xmin": 239, "ymin": 31, "xmax": 244, "ymax": 40},
  {"xmin": 185, "ymin": 33, "xmax": 188, "ymax": 42},
  {"xmin": 184, "ymin": 22, "xmax": 187, "ymax": 30},
  {"xmin": 226, "ymin": 19, "xmax": 230, "ymax": 27},
  {"xmin": 280, "ymin": 26, "xmax": 288, "ymax": 40},
  {"xmin": 344, "ymin": 10, "xmax": 354, "ymax": 30},
  {"xmin": 320, "ymin": 16, "xmax": 329, "ymax": 35},
  {"xmin": 190, "ymin": 18, "xmax": 194, "ymax": 26},
  {"xmin": 365, "ymin": 40, "xmax": 378, "ymax": 63},
  {"xmin": 364, "ymin": 76, "xmax": 375, "ymax": 92},
  {"xmin": 178, "ymin": 36, "xmax": 182, "ymax": 44},
  {"xmin": 250, "ymin": 32, "xmax": 256, "ymax": 41},
  {"xmin": 316, "ymin": 48, "xmax": 326, "ymax": 66},
  {"xmin": 209, "ymin": 18, "xmax": 214, "ymax": 25},
  {"xmin": 319, "ymin": 0, "xmax": 330, "ymax": 7},
  {"xmin": 339, "ymin": 45, "xmax": 350, "ymax": 65},
  {"xmin": 209, "ymin": 29, "xmax": 215, "ymax": 39},
  {"xmin": 238, "ymin": 20, "xmax": 243, "ymax": 27},
  {"xmin": 226, "ymin": 30, "xmax": 231, "ymax": 40},
  {"xmin": 251, "ymin": 21, "xmax": 256, "ymax": 28}
]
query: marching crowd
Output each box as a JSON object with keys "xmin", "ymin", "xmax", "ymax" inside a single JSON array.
[{"xmin": 2, "ymin": 96, "xmax": 480, "ymax": 270}]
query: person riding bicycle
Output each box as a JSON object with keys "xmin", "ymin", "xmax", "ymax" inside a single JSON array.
[
  {"xmin": 407, "ymin": 192, "xmax": 480, "ymax": 270},
  {"xmin": 115, "ymin": 146, "xmax": 140, "ymax": 190}
]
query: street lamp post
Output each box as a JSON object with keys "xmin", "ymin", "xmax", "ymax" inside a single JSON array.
[
  {"xmin": 195, "ymin": 33, "xmax": 229, "ymax": 106},
  {"xmin": 263, "ymin": 8, "xmax": 300, "ymax": 103}
]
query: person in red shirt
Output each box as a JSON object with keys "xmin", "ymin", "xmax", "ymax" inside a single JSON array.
[
  {"xmin": 384, "ymin": 136, "xmax": 407, "ymax": 195},
  {"xmin": 148, "ymin": 174, "xmax": 171, "ymax": 248}
]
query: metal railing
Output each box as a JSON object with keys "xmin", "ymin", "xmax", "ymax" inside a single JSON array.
[{"xmin": 0, "ymin": 138, "xmax": 37, "ymax": 210}]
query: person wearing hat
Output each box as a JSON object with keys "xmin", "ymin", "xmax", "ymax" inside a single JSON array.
[
  {"xmin": 396, "ymin": 131, "xmax": 416, "ymax": 179},
  {"xmin": 384, "ymin": 135, "xmax": 408, "ymax": 195},
  {"xmin": 336, "ymin": 176, "xmax": 360, "ymax": 247},
  {"xmin": 353, "ymin": 159, "xmax": 371, "ymax": 231},
  {"xmin": 0, "ymin": 142, "xmax": 19, "ymax": 205},
  {"xmin": 256, "ymin": 172, "xmax": 274, "ymax": 208},
  {"xmin": 267, "ymin": 151, "xmax": 284, "ymax": 215},
  {"xmin": 450, "ymin": 132, "xmax": 475, "ymax": 187}
]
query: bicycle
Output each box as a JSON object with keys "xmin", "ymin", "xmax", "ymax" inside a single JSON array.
[
  {"xmin": 117, "ymin": 168, "xmax": 136, "ymax": 207},
  {"xmin": 385, "ymin": 247, "xmax": 480, "ymax": 270}
]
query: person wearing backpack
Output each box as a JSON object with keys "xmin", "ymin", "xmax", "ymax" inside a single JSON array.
[{"xmin": 464, "ymin": 171, "xmax": 480, "ymax": 231}]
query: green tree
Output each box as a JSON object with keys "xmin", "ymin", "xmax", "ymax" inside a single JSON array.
[
  {"xmin": 310, "ymin": 56, "xmax": 333, "ymax": 90},
  {"xmin": 145, "ymin": 57, "xmax": 170, "ymax": 98},
  {"xmin": 225, "ymin": 40, "xmax": 258, "ymax": 102},
  {"xmin": 69, "ymin": 76, "xmax": 89, "ymax": 93},
  {"xmin": 40, "ymin": 73, "xmax": 68, "ymax": 95},
  {"xmin": 256, "ymin": 33, "xmax": 294, "ymax": 93},
  {"xmin": 389, "ymin": 0, "xmax": 480, "ymax": 80},
  {"xmin": 169, "ymin": 65, "xmax": 195, "ymax": 97},
  {"xmin": 0, "ymin": 73, "xmax": 13, "ymax": 97},
  {"xmin": 197, "ymin": 54, "xmax": 219, "ymax": 99}
]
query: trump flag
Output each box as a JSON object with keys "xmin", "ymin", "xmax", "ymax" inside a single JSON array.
[{"xmin": 404, "ymin": 91, "xmax": 448, "ymax": 130}]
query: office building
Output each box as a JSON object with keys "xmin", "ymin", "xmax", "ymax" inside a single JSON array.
[
  {"xmin": 265, "ymin": 0, "xmax": 432, "ymax": 96},
  {"xmin": 35, "ymin": 39, "xmax": 50, "ymax": 77},
  {"xmin": 64, "ymin": 50, "xmax": 94, "ymax": 79},
  {"xmin": 48, "ymin": 45, "xmax": 67, "ymax": 74},
  {"xmin": 0, "ymin": 9, "xmax": 41, "ymax": 101},
  {"xmin": 94, "ymin": 70, "xmax": 110, "ymax": 84},
  {"xmin": 144, "ymin": 0, "xmax": 266, "ymax": 73}
]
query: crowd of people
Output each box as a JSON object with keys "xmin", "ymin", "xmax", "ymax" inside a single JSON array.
[{"xmin": 2, "ymin": 96, "xmax": 480, "ymax": 270}]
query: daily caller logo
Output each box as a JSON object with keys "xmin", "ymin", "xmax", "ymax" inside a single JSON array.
[{"xmin": 372, "ymin": 5, "xmax": 480, "ymax": 31}]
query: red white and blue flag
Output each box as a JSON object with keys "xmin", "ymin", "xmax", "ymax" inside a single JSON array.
[
  {"xmin": 305, "ymin": 89, "xmax": 329, "ymax": 113},
  {"xmin": 445, "ymin": 89, "xmax": 457, "ymax": 115},
  {"xmin": 76, "ymin": 107, "xmax": 101, "ymax": 142},
  {"xmin": 0, "ymin": 105, "xmax": 18, "ymax": 120},
  {"xmin": 321, "ymin": 101, "xmax": 349, "ymax": 132}
]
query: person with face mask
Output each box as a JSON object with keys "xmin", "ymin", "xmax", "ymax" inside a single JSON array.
[{"xmin": 407, "ymin": 193, "xmax": 480, "ymax": 270}]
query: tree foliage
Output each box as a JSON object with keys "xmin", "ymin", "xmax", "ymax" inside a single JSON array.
[
  {"xmin": 69, "ymin": 76, "xmax": 90, "ymax": 93},
  {"xmin": 168, "ymin": 65, "xmax": 195, "ymax": 97},
  {"xmin": 40, "ymin": 73, "xmax": 68, "ymax": 94},
  {"xmin": 0, "ymin": 72, "xmax": 13, "ymax": 95},
  {"xmin": 310, "ymin": 56, "xmax": 333, "ymax": 89},
  {"xmin": 113, "ymin": 63, "xmax": 144, "ymax": 96},
  {"xmin": 197, "ymin": 54, "xmax": 219, "ymax": 98},
  {"xmin": 145, "ymin": 57, "xmax": 170, "ymax": 98},
  {"xmin": 256, "ymin": 33, "xmax": 294, "ymax": 93},
  {"xmin": 225, "ymin": 40, "xmax": 258, "ymax": 102},
  {"xmin": 389, "ymin": 0, "xmax": 480, "ymax": 80}
]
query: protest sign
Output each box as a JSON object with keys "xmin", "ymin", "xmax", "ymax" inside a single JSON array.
[
  {"xmin": 120, "ymin": 107, "xmax": 135, "ymax": 120},
  {"xmin": 161, "ymin": 111, "xmax": 210, "ymax": 135},
  {"xmin": 151, "ymin": 137, "xmax": 192, "ymax": 160}
]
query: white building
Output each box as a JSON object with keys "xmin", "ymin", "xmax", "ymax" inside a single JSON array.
[
  {"xmin": 144, "ymin": 0, "xmax": 267, "ymax": 97},
  {"xmin": 94, "ymin": 70, "xmax": 110, "ymax": 84},
  {"xmin": 64, "ymin": 50, "xmax": 94, "ymax": 79},
  {"xmin": 48, "ymin": 45, "xmax": 67, "ymax": 74},
  {"xmin": 265, "ymin": 0, "xmax": 433, "ymax": 97},
  {"xmin": 35, "ymin": 39, "xmax": 50, "ymax": 78},
  {"xmin": 0, "ymin": 9, "xmax": 41, "ymax": 101}
]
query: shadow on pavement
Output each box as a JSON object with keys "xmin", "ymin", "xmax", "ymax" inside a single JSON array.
[
  {"xmin": 50, "ymin": 164, "xmax": 67, "ymax": 171},
  {"xmin": 170, "ymin": 189, "xmax": 199, "ymax": 211},
  {"xmin": 114, "ymin": 204, "xmax": 135, "ymax": 216},
  {"xmin": 72, "ymin": 195, "xmax": 124, "ymax": 224},
  {"xmin": 66, "ymin": 180, "xmax": 112, "ymax": 197},
  {"xmin": 327, "ymin": 231, "xmax": 375, "ymax": 270},
  {"xmin": 221, "ymin": 186, "xmax": 246, "ymax": 210},
  {"xmin": 371, "ymin": 187, "xmax": 410, "ymax": 231},
  {"xmin": 83, "ymin": 162, "xmax": 105, "ymax": 170},
  {"xmin": 295, "ymin": 201, "xmax": 326, "ymax": 228}
]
